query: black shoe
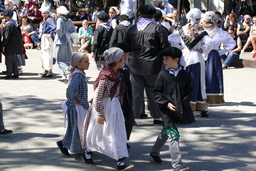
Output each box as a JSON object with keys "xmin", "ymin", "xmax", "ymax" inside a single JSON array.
[
  {"xmin": 174, "ymin": 165, "xmax": 188, "ymax": 171},
  {"xmin": 81, "ymin": 153, "xmax": 95, "ymax": 165},
  {"xmin": 140, "ymin": 114, "xmax": 148, "ymax": 119},
  {"xmin": 149, "ymin": 153, "xmax": 162, "ymax": 164},
  {"xmin": 56, "ymin": 141, "xmax": 69, "ymax": 156},
  {"xmin": 117, "ymin": 164, "xmax": 134, "ymax": 171},
  {"xmin": 133, "ymin": 121, "xmax": 137, "ymax": 126},
  {"xmin": 0, "ymin": 129, "xmax": 13, "ymax": 135},
  {"xmin": 127, "ymin": 143, "xmax": 131, "ymax": 150},
  {"xmin": 58, "ymin": 78, "xmax": 68, "ymax": 83},
  {"xmin": 153, "ymin": 120, "xmax": 163, "ymax": 125},
  {"xmin": 12, "ymin": 75, "xmax": 19, "ymax": 79},
  {"xmin": 201, "ymin": 111, "xmax": 209, "ymax": 117},
  {"xmin": 42, "ymin": 74, "xmax": 53, "ymax": 78},
  {"xmin": 1, "ymin": 76, "xmax": 12, "ymax": 79}
]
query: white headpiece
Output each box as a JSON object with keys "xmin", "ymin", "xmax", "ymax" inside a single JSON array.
[
  {"xmin": 110, "ymin": 6, "xmax": 120, "ymax": 15},
  {"xmin": 57, "ymin": 6, "xmax": 69, "ymax": 15},
  {"xmin": 41, "ymin": 7, "xmax": 50, "ymax": 13},
  {"xmin": 186, "ymin": 8, "xmax": 201, "ymax": 26},
  {"xmin": 6, "ymin": 0, "xmax": 16, "ymax": 5},
  {"xmin": 202, "ymin": 11, "xmax": 219, "ymax": 24}
]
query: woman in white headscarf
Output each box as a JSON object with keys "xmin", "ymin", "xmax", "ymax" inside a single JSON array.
[
  {"xmin": 108, "ymin": 6, "xmax": 119, "ymax": 29},
  {"xmin": 202, "ymin": 11, "xmax": 235, "ymax": 112},
  {"xmin": 55, "ymin": 6, "xmax": 76, "ymax": 82},
  {"xmin": 39, "ymin": 7, "xmax": 56, "ymax": 77},
  {"xmin": 168, "ymin": 8, "xmax": 214, "ymax": 120}
]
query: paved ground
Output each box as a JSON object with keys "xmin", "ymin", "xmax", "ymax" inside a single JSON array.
[{"xmin": 0, "ymin": 49, "xmax": 255, "ymax": 171}]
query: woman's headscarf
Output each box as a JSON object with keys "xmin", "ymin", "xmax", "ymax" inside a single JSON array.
[
  {"xmin": 57, "ymin": 6, "xmax": 69, "ymax": 15},
  {"xmin": 186, "ymin": 8, "xmax": 201, "ymax": 26}
]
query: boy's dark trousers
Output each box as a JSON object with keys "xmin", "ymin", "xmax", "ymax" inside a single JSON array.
[
  {"xmin": 123, "ymin": 110, "xmax": 134, "ymax": 140},
  {"xmin": 151, "ymin": 129, "xmax": 182, "ymax": 169},
  {"xmin": 6, "ymin": 54, "xmax": 18, "ymax": 77}
]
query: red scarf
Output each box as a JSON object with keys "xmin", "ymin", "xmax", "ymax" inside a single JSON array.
[{"xmin": 94, "ymin": 64, "xmax": 124, "ymax": 100}]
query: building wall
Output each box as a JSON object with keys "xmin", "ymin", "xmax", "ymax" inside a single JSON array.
[
  {"xmin": 189, "ymin": 0, "xmax": 225, "ymax": 13},
  {"xmin": 145, "ymin": 0, "xmax": 225, "ymax": 14}
]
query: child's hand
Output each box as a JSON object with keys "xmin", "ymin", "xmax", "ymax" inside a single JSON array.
[
  {"xmin": 196, "ymin": 48, "xmax": 203, "ymax": 53},
  {"xmin": 167, "ymin": 102, "xmax": 176, "ymax": 111},
  {"xmin": 88, "ymin": 98, "xmax": 93, "ymax": 103},
  {"xmin": 74, "ymin": 100, "xmax": 80, "ymax": 104},
  {"xmin": 98, "ymin": 115, "xmax": 106, "ymax": 125},
  {"xmin": 45, "ymin": 34, "xmax": 51, "ymax": 38}
]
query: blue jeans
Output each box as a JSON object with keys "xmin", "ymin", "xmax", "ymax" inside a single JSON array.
[
  {"xmin": 221, "ymin": 52, "xmax": 240, "ymax": 66},
  {"xmin": 30, "ymin": 30, "xmax": 41, "ymax": 45}
]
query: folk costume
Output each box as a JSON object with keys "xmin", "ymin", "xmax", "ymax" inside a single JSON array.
[
  {"xmin": 62, "ymin": 68, "xmax": 89, "ymax": 153},
  {"xmin": 168, "ymin": 8, "xmax": 213, "ymax": 121},
  {"xmin": 58, "ymin": 52, "xmax": 94, "ymax": 165},
  {"xmin": 202, "ymin": 11, "xmax": 236, "ymax": 104},
  {"xmin": 109, "ymin": 15, "xmax": 131, "ymax": 47},
  {"xmin": 40, "ymin": 14, "xmax": 56, "ymax": 77},
  {"xmin": 55, "ymin": 6, "xmax": 76, "ymax": 80},
  {"xmin": 82, "ymin": 48, "xmax": 129, "ymax": 162},
  {"xmin": 151, "ymin": 47, "xmax": 192, "ymax": 171},
  {"xmin": 92, "ymin": 12, "xmax": 113, "ymax": 69},
  {"xmin": 2, "ymin": 10, "xmax": 22, "ymax": 78},
  {"xmin": 114, "ymin": 43, "xmax": 134, "ymax": 141},
  {"xmin": 124, "ymin": 5, "xmax": 170, "ymax": 121}
]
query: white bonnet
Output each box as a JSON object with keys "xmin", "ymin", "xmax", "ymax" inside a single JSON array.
[
  {"xmin": 202, "ymin": 11, "xmax": 219, "ymax": 24},
  {"xmin": 57, "ymin": 6, "xmax": 69, "ymax": 15},
  {"xmin": 110, "ymin": 6, "xmax": 120, "ymax": 15},
  {"xmin": 41, "ymin": 6, "xmax": 50, "ymax": 13},
  {"xmin": 186, "ymin": 8, "xmax": 202, "ymax": 25},
  {"xmin": 6, "ymin": 0, "xmax": 16, "ymax": 5},
  {"xmin": 103, "ymin": 47, "xmax": 124, "ymax": 64}
]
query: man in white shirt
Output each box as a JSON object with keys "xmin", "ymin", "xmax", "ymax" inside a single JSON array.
[
  {"xmin": 162, "ymin": 0, "xmax": 174, "ymax": 16},
  {"xmin": 119, "ymin": 0, "xmax": 137, "ymax": 23}
]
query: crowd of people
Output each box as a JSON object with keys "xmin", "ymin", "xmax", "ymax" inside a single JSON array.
[{"xmin": 1, "ymin": 0, "xmax": 255, "ymax": 171}]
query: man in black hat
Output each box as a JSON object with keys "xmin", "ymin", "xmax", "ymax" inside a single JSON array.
[
  {"xmin": 1, "ymin": 9, "xmax": 22, "ymax": 79},
  {"xmin": 124, "ymin": 4, "xmax": 170, "ymax": 124},
  {"xmin": 91, "ymin": 12, "xmax": 113, "ymax": 69}
]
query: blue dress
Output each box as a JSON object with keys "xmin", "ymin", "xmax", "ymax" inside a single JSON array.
[
  {"xmin": 205, "ymin": 29, "xmax": 235, "ymax": 104},
  {"xmin": 62, "ymin": 72, "xmax": 89, "ymax": 153},
  {"xmin": 55, "ymin": 16, "xmax": 75, "ymax": 77}
]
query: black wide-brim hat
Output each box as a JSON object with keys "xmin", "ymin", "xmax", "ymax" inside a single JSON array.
[
  {"xmin": 3, "ymin": 9, "xmax": 13, "ymax": 17},
  {"xmin": 158, "ymin": 47, "xmax": 182, "ymax": 58},
  {"xmin": 139, "ymin": 5, "xmax": 156, "ymax": 15},
  {"xmin": 97, "ymin": 12, "xmax": 109, "ymax": 21}
]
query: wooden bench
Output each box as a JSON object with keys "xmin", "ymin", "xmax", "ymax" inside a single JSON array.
[{"xmin": 72, "ymin": 21, "xmax": 96, "ymax": 27}]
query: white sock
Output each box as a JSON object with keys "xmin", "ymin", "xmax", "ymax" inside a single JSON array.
[
  {"xmin": 117, "ymin": 161, "xmax": 125, "ymax": 166},
  {"xmin": 84, "ymin": 148, "xmax": 92, "ymax": 159}
]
